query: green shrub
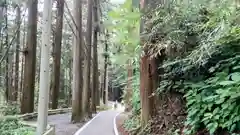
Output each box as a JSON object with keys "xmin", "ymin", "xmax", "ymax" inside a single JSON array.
[
  {"xmin": 0, "ymin": 102, "xmax": 20, "ymax": 115},
  {"xmin": 0, "ymin": 117, "xmax": 34, "ymax": 135},
  {"xmin": 124, "ymin": 115, "xmax": 141, "ymax": 132},
  {"xmin": 131, "ymin": 71, "xmax": 141, "ymax": 115},
  {"xmin": 184, "ymin": 67, "xmax": 240, "ymax": 134}
]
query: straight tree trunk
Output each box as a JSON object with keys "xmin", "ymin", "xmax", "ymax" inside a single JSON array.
[
  {"xmin": 21, "ymin": 0, "xmax": 38, "ymax": 114},
  {"xmin": 14, "ymin": 5, "xmax": 21, "ymax": 101},
  {"xmin": 68, "ymin": 57, "xmax": 72, "ymax": 106},
  {"xmin": 3, "ymin": 0, "xmax": 9, "ymax": 102},
  {"xmin": 125, "ymin": 59, "xmax": 133, "ymax": 112},
  {"xmin": 36, "ymin": 0, "xmax": 53, "ymax": 134},
  {"xmin": 51, "ymin": 0, "xmax": 64, "ymax": 109},
  {"xmin": 103, "ymin": 33, "xmax": 109, "ymax": 104},
  {"xmin": 83, "ymin": 0, "xmax": 93, "ymax": 117},
  {"xmin": 92, "ymin": 0, "xmax": 100, "ymax": 108},
  {"xmin": 72, "ymin": 0, "xmax": 84, "ymax": 122},
  {"xmin": 8, "ymin": 48, "xmax": 13, "ymax": 101},
  {"xmin": 20, "ymin": 19, "xmax": 26, "ymax": 103},
  {"xmin": 139, "ymin": 0, "xmax": 158, "ymax": 126}
]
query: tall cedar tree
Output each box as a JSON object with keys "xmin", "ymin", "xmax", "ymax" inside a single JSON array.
[
  {"xmin": 83, "ymin": 0, "xmax": 93, "ymax": 116},
  {"xmin": 103, "ymin": 32, "xmax": 109, "ymax": 104},
  {"xmin": 51, "ymin": 0, "xmax": 64, "ymax": 109},
  {"xmin": 3, "ymin": 0, "xmax": 9, "ymax": 102},
  {"xmin": 14, "ymin": 5, "xmax": 21, "ymax": 101},
  {"xmin": 21, "ymin": 0, "xmax": 38, "ymax": 113},
  {"xmin": 72, "ymin": 0, "xmax": 84, "ymax": 122},
  {"xmin": 139, "ymin": 0, "xmax": 158, "ymax": 126},
  {"xmin": 92, "ymin": 0, "xmax": 100, "ymax": 107}
]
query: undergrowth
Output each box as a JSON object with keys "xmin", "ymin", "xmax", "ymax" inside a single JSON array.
[
  {"xmin": 0, "ymin": 117, "xmax": 34, "ymax": 135},
  {"xmin": 148, "ymin": 0, "xmax": 240, "ymax": 134},
  {"xmin": 0, "ymin": 102, "xmax": 20, "ymax": 115},
  {"xmin": 108, "ymin": 0, "xmax": 240, "ymax": 134}
]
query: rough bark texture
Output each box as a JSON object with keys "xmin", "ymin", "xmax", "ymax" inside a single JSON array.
[
  {"xmin": 125, "ymin": 59, "xmax": 133, "ymax": 112},
  {"xmin": 83, "ymin": 0, "xmax": 93, "ymax": 116},
  {"xmin": 8, "ymin": 42, "xmax": 13, "ymax": 101},
  {"xmin": 92, "ymin": 0, "xmax": 99, "ymax": 111},
  {"xmin": 68, "ymin": 56, "xmax": 72, "ymax": 106},
  {"xmin": 103, "ymin": 33, "xmax": 109, "ymax": 104},
  {"xmin": 20, "ymin": 19, "xmax": 26, "ymax": 103},
  {"xmin": 139, "ymin": 0, "xmax": 158, "ymax": 126},
  {"xmin": 3, "ymin": 0, "xmax": 9, "ymax": 102},
  {"xmin": 71, "ymin": 0, "xmax": 84, "ymax": 122},
  {"xmin": 51, "ymin": 0, "xmax": 64, "ymax": 109},
  {"xmin": 21, "ymin": 0, "xmax": 38, "ymax": 114},
  {"xmin": 14, "ymin": 6, "xmax": 21, "ymax": 101}
]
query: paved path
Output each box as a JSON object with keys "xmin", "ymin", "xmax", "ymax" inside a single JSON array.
[
  {"xmin": 25, "ymin": 113, "xmax": 85, "ymax": 135},
  {"xmin": 24, "ymin": 102, "xmax": 124, "ymax": 135},
  {"xmin": 48, "ymin": 113, "xmax": 84, "ymax": 135},
  {"xmin": 76, "ymin": 110, "xmax": 120, "ymax": 135}
]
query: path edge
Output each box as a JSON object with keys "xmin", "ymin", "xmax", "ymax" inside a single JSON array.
[
  {"xmin": 113, "ymin": 112, "xmax": 121, "ymax": 135},
  {"xmin": 73, "ymin": 112, "xmax": 103, "ymax": 135}
]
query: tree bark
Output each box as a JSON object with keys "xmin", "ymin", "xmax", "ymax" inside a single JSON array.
[
  {"xmin": 103, "ymin": 33, "xmax": 109, "ymax": 104},
  {"xmin": 14, "ymin": 5, "xmax": 21, "ymax": 102},
  {"xmin": 93, "ymin": 0, "xmax": 100, "ymax": 107},
  {"xmin": 72, "ymin": 0, "xmax": 84, "ymax": 122},
  {"xmin": 125, "ymin": 59, "xmax": 133, "ymax": 111},
  {"xmin": 3, "ymin": 0, "xmax": 9, "ymax": 102},
  {"xmin": 51, "ymin": 0, "xmax": 64, "ymax": 109},
  {"xmin": 21, "ymin": 0, "xmax": 38, "ymax": 114},
  {"xmin": 83, "ymin": 0, "xmax": 93, "ymax": 117},
  {"xmin": 36, "ymin": 0, "xmax": 53, "ymax": 134},
  {"xmin": 139, "ymin": 0, "xmax": 158, "ymax": 126},
  {"xmin": 20, "ymin": 18, "xmax": 26, "ymax": 103}
]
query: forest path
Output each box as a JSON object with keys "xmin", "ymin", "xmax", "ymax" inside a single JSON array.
[
  {"xmin": 25, "ymin": 113, "xmax": 86, "ymax": 135},
  {"xmin": 74, "ymin": 110, "xmax": 120, "ymax": 135},
  {"xmin": 24, "ymin": 101, "xmax": 123, "ymax": 135},
  {"xmin": 74, "ymin": 102, "xmax": 124, "ymax": 135}
]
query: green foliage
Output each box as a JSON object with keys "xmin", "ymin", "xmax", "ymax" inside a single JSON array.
[
  {"xmin": 184, "ymin": 67, "xmax": 240, "ymax": 134},
  {"xmin": 0, "ymin": 117, "xmax": 34, "ymax": 135},
  {"xmin": 105, "ymin": 0, "xmax": 141, "ymax": 116},
  {"xmin": 131, "ymin": 70, "xmax": 140, "ymax": 115},
  {"xmin": 124, "ymin": 114, "xmax": 141, "ymax": 132},
  {"xmin": 106, "ymin": 0, "xmax": 140, "ymax": 65},
  {"xmin": 144, "ymin": 0, "xmax": 240, "ymax": 134},
  {"xmin": 0, "ymin": 102, "xmax": 19, "ymax": 115}
]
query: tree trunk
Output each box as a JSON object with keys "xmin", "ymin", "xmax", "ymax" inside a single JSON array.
[
  {"xmin": 83, "ymin": 0, "xmax": 93, "ymax": 117},
  {"xmin": 14, "ymin": 6, "xmax": 21, "ymax": 102},
  {"xmin": 21, "ymin": 0, "xmax": 38, "ymax": 114},
  {"xmin": 125, "ymin": 59, "xmax": 133, "ymax": 112},
  {"xmin": 139, "ymin": 0, "xmax": 158, "ymax": 126},
  {"xmin": 3, "ymin": 0, "xmax": 9, "ymax": 102},
  {"xmin": 68, "ymin": 57, "xmax": 72, "ymax": 106},
  {"xmin": 103, "ymin": 33, "xmax": 109, "ymax": 104},
  {"xmin": 8, "ymin": 48, "xmax": 13, "ymax": 101},
  {"xmin": 20, "ymin": 18, "xmax": 26, "ymax": 103},
  {"xmin": 36, "ymin": 0, "xmax": 53, "ymax": 134},
  {"xmin": 72, "ymin": 0, "xmax": 84, "ymax": 122},
  {"xmin": 92, "ymin": 0, "xmax": 100, "ymax": 107},
  {"xmin": 51, "ymin": 0, "xmax": 64, "ymax": 109}
]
